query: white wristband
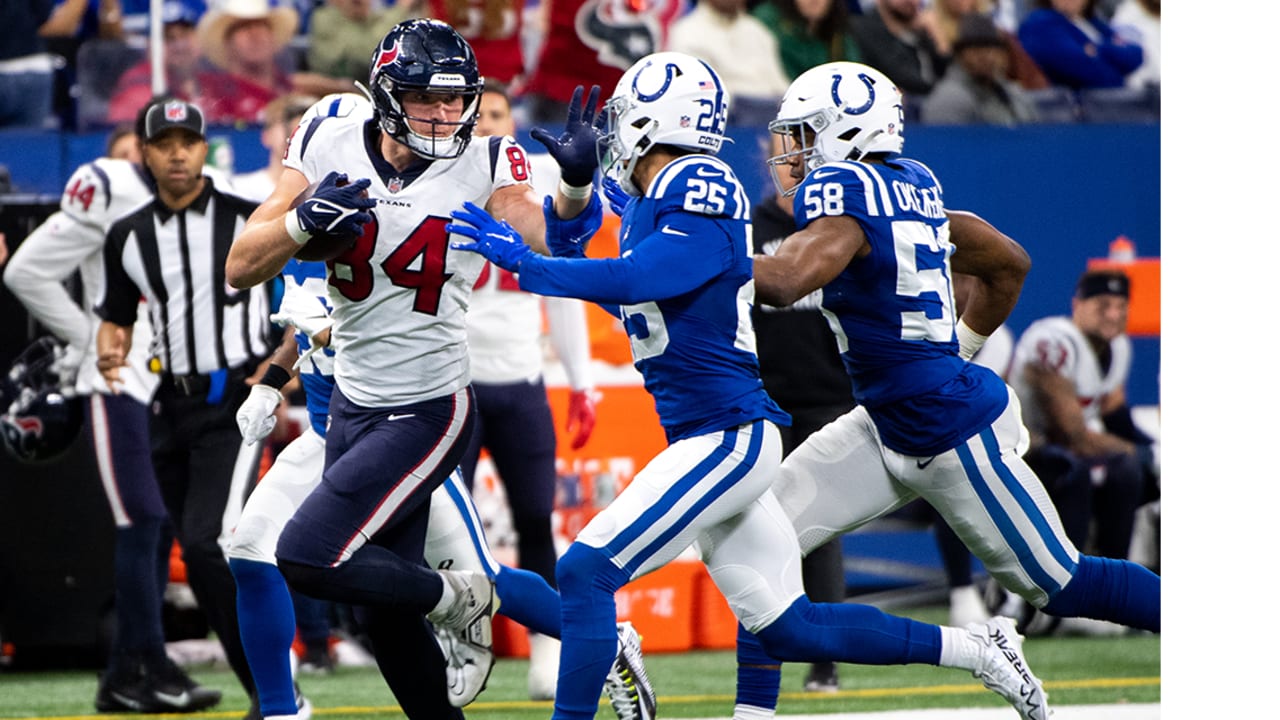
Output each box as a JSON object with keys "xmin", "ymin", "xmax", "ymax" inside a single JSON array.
[
  {"xmin": 284, "ymin": 209, "xmax": 311, "ymax": 246},
  {"xmin": 558, "ymin": 179, "xmax": 594, "ymax": 200},
  {"xmin": 956, "ymin": 319, "xmax": 989, "ymax": 361}
]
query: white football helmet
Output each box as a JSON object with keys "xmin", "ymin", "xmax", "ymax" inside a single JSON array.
[
  {"xmin": 768, "ymin": 62, "xmax": 905, "ymax": 196},
  {"xmin": 300, "ymin": 91, "xmax": 374, "ymax": 125},
  {"xmin": 597, "ymin": 52, "xmax": 731, "ymax": 196}
]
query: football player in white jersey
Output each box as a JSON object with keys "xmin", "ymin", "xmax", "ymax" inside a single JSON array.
[
  {"xmin": 3, "ymin": 98, "xmax": 222, "ymax": 713},
  {"xmin": 449, "ymin": 51, "xmax": 1051, "ymax": 720},
  {"xmin": 224, "ymin": 19, "xmax": 605, "ymax": 719},
  {"xmin": 1006, "ymin": 269, "xmax": 1156, "ymax": 618},
  {"xmin": 738, "ymin": 61, "xmax": 1160, "ymax": 719}
]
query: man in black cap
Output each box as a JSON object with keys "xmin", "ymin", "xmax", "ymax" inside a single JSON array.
[
  {"xmin": 96, "ymin": 98, "xmax": 275, "ymax": 719},
  {"xmin": 920, "ymin": 12, "xmax": 1040, "ymax": 126},
  {"xmin": 1004, "ymin": 268, "xmax": 1158, "ymax": 631}
]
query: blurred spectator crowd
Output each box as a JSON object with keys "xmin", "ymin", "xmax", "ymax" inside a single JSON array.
[{"xmin": 1, "ymin": 0, "xmax": 1159, "ymax": 133}]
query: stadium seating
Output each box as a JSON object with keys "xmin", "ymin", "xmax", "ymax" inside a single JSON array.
[{"xmin": 1077, "ymin": 85, "xmax": 1160, "ymax": 124}]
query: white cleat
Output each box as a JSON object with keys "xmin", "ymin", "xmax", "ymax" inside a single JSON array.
[
  {"xmin": 427, "ymin": 570, "xmax": 499, "ymax": 708},
  {"xmin": 967, "ymin": 616, "xmax": 1050, "ymax": 720},
  {"xmin": 435, "ymin": 626, "xmax": 494, "ymax": 708},
  {"xmin": 604, "ymin": 622, "xmax": 656, "ymax": 720}
]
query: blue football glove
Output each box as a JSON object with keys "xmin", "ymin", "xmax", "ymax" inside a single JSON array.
[
  {"xmin": 293, "ymin": 171, "xmax": 376, "ymax": 239},
  {"xmin": 543, "ymin": 193, "xmax": 601, "ymax": 258},
  {"xmin": 600, "ymin": 175, "xmax": 633, "ymax": 217},
  {"xmin": 448, "ymin": 201, "xmax": 533, "ymax": 272},
  {"xmin": 529, "ymin": 85, "xmax": 606, "ymax": 188}
]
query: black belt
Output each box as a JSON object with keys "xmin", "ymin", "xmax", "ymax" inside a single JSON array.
[{"xmin": 164, "ymin": 365, "xmax": 250, "ymax": 397}]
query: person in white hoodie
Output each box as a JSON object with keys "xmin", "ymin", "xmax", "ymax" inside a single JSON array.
[{"xmin": 3, "ymin": 97, "xmax": 222, "ymax": 714}]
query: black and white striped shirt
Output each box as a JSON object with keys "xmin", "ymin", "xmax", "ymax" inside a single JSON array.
[{"xmin": 96, "ymin": 177, "xmax": 271, "ymax": 376}]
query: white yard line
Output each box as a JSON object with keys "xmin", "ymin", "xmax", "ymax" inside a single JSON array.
[{"xmin": 687, "ymin": 705, "xmax": 1160, "ymax": 720}]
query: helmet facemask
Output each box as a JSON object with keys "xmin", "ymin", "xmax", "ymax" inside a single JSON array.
[
  {"xmin": 597, "ymin": 95, "xmax": 661, "ymax": 197},
  {"xmin": 375, "ymin": 79, "xmax": 483, "ymax": 160}
]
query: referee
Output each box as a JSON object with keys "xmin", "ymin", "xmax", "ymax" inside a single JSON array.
[{"xmin": 95, "ymin": 98, "xmax": 272, "ymax": 717}]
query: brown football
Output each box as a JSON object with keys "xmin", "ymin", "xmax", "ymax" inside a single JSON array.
[{"xmin": 289, "ymin": 177, "xmax": 367, "ymax": 262}]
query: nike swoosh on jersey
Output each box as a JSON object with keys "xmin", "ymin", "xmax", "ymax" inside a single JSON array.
[
  {"xmin": 387, "ymin": 413, "xmax": 415, "ymax": 421},
  {"xmin": 694, "ymin": 166, "xmax": 721, "ymax": 178},
  {"xmin": 810, "ymin": 169, "xmax": 841, "ymax": 180},
  {"xmin": 660, "ymin": 225, "xmax": 689, "ymax": 236}
]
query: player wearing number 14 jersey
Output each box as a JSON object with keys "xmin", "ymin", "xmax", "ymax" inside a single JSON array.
[{"xmin": 225, "ymin": 19, "xmax": 600, "ymax": 719}]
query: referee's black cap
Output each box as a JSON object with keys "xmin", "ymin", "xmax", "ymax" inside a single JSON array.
[{"xmin": 142, "ymin": 99, "xmax": 206, "ymax": 143}]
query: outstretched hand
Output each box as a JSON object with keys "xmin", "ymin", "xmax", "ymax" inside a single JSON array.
[
  {"xmin": 600, "ymin": 175, "xmax": 632, "ymax": 217},
  {"xmin": 529, "ymin": 85, "xmax": 606, "ymax": 188},
  {"xmin": 448, "ymin": 202, "xmax": 533, "ymax": 272}
]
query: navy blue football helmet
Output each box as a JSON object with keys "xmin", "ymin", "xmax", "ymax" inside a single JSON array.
[
  {"xmin": 1, "ymin": 337, "xmax": 83, "ymax": 464},
  {"xmin": 368, "ymin": 19, "xmax": 485, "ymax": 160}
]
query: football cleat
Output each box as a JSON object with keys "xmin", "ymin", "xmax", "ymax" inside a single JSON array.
[
  {"xmin": 435, "ymin": 625, "xmax": 495, "ymax": 708},
  {"xmin": 94, "ymin": 657, "xmax": 222, "ymax": 714},
  {"xmin": 428, "ymin": 570, "xmax": 498, "ymax": 707},
  {"xmin": 604, "ymin": 622, "xmax": 656, "ymax": 720},
  {"xmin": 967, "ymin": 616, "xmax": 1050, "ymax": 720}
]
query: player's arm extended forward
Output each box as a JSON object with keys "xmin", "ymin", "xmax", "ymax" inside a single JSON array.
[
  {"xmin": 946, "ymin": 210, "xmax": 1030, "ymax": 337},
  {"xmin": 485, "ymin": 183, "xmax": 592, "ymax": 257},
  {"xmin": 753, "ymin": 214, "xmax": 866, "ymax": 307},
  {"xmin": 227, "ymin": 167, "xmax": 314, "ymax": 289}
]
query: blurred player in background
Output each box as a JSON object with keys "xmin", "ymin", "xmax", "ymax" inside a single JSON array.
[{"xmin": 4, "ymin": 97, "xmax": 221, "ymax": 714}]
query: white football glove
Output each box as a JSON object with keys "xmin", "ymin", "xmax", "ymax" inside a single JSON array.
[
  {"xmin": 236, "ymin": 384, "xmax": 283, "ymax": 445},
  {"xmin": 270, "ymin": 291, "xmax": 335, "ymax": 370},
  {"xmin": 54, "ymin": 344, "xmax": 85, "ymax": 395}
]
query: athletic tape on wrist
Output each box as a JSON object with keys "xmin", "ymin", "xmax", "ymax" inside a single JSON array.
[
  {"xmin": 284, "ymin": 209, "xmax": 311, "ymax": 245},
  {"xmin": 558, "ymin": 180, "xmax": 594, "ymax": 200},
  {"xmin": 956, "ymin": 319, "xmax": 989, "ymax": 361}
]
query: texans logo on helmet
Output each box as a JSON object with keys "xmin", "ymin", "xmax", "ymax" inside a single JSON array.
[
  {"xmin": 373, "ymin": 38, "xmax": 401, "ymax": 77},
  {"xmin": 1, "ymin": 414, "xmax": 43, "ymax": 459}
]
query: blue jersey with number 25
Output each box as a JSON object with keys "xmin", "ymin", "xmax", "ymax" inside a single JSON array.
[
  {"xmin": 791, "ymin": 157, "xmax": 1007, "ymax": 456},
  {"xmin": 518, "ymin": 155, "xmax": 789, "ymax": 442}
]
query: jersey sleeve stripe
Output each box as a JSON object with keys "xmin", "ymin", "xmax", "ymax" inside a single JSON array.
[
  {"xmin": 297, "ymin": 117, "xmax": 326, "ymax": 159},
  {"xmin": 89, "ymin": 162, "xmax": 112, "ymax": 208},
  {"xmin": 487, "ymin": 136, "xmax": 502, "ymax": 182}
]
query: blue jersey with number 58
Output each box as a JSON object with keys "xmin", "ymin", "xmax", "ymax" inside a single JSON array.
[{"xmin": 791, "ymin": 157, "xmax": 1006, "ymax": 455}]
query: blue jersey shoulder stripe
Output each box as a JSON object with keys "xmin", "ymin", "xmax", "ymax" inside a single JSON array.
[
  {"xmin": 297, "ymin": 116, "xmax": 327, "ymax": 159},
  {"xmin": 488, "ymin": 136, "xmax": 502, "ymax": 182},
  {"xmin": 89, "ymin": 161, "xmax": 112, "ymax": 208}
]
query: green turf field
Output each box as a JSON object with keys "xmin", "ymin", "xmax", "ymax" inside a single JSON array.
[{"xmin": 0, "ymin": 605, "xmax": 1159, "ymax": 720}]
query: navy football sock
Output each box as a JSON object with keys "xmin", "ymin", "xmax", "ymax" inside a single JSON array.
[
  {"xmin": 495, "ymin": 564, "xmax": 561, "ymax": 638},
  {"xmin": 229, "ymin": 558, "xmax": 298, "ymax": 716},
  {"xmin": 112, "ymin": 519, "xmax": 167, "ymax": 659}
]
